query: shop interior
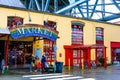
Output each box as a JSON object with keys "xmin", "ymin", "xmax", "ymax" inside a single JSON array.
[{"xmin": 8, "ymin": 41, "xmax": 32, "ymax": 66}]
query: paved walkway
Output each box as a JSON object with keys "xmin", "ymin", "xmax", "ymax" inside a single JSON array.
[
  {"xmin": 0, "ymin": 65, "xmax": 120, "ymax": 80},
  {"xmin": 22, "ymin": 73, "xmax": 95, "ymax": 80}
]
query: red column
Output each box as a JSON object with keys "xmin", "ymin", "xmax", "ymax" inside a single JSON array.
[
  {"xmin": 104, "ymin": 47, "xmax": 107, "ymax": 69},
  {"xmin": 5, "ymin": 35, "xmax": 9, "ymax": 66},
  {"xmin": 65, "ymin": 49, "xmax": 69, "ymax": 66},
  {"xmin": 87, "ymin": 48, "xmax": 91, "ymax": 69},
  {"xmin": 79, "ymin": 49, "xmax": 82, "ymax": 69},
  {"xmin": 95, "ymin": 49, "xmax": 98, "ymax": 66},
  {"xmin": 65, "ymin": 49, "xmax": 71, "ymax": 66},
  {"xmin": 70, "ymin": 49, "xmax": 73, "ymax": 66}
]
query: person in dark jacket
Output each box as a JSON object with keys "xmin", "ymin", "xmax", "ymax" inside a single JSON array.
[
  {"xmin": 0, "ymin": 53, "xmax": 2, "ymax": 70},
  {"xmin": 41, "ymin": 54, "xmax": 46, "ymax": 72},
  {"xmin": 41, "ymin": 55, "xmax": 46, "ymax": 64},
  {"xmin": 29, "ymin": 54, "xmax": 33, "ymax": 72}
]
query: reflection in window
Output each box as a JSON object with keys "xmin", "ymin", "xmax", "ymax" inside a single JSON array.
[
  {"xmin": 7, "ymin": 16, "xmax": 23, "ymax": 29},
  {"xmin": 96, "ymin": 27, "xmax": 104, "ymax": 44},
  {"xmin": 96, "ymin": 36, "xmax": 103, "ymax": 40},
  {"xmin": 96, "ymin": 27, "xmax": 104, "ymax": 59},
  {"xmin": 72, "ymin": 24, "xmax": 83, "ymax": 45},
  {"xmin": 44, "ymin": 20, "xmax": 57, "ymax": 30}
]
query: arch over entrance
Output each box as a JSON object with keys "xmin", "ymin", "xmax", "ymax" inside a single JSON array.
[{"xmin": 9, "ymin": 24, "xmax": 59, "ymax": 41}]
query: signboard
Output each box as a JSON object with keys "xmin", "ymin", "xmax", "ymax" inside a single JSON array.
[
  {"xmin": 34, "ymin": 48, "xmax": 42, "ymax": 60},
  {"xmin": 53, "ymin": 45, "xmax": 57, "ymax": 52},
  {"xmin": 9, "ymin": 24, "xmax": 59, "ymax": 41}
]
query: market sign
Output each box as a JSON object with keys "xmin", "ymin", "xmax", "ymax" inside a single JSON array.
[{"xmin": 9, "ymin": 24, "xmax": 59, "ymax": 41}]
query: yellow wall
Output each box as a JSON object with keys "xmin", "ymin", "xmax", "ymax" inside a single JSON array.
[
  {"xmin": 33, "ymin": 40, "xmax": 44, "ymax": 55},
  {"xmin": 1, "ymin": 6, "xmax": 120, "ymax": 64}
]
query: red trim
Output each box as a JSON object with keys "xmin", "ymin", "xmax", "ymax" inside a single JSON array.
[
  {"xmin": 64, "ymin": 44, "xmax": 106, "ymax": 49},
  {"xmin": 111, "ymin": 42, "xmax": 120, "ymax": 48},
  {"xmin": 65, "ymin": 49, "xmax": 71, "ymax": 66},
  {"xmin": 64, "ymin": 44, "xmax": 107, "ymax": 69},
  {"xmin": 111, "ymin": 42, "xmax": 120, "ymax": 64}
]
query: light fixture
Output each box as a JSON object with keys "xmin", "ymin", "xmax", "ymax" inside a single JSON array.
[
  {"xmin": 45, "ymin": 18, "xmax": 48, "ymax": 23},
  {"xmin": 54, "ymin": 25, "xmax": 57, "ymax": 28},
  {"xmin": 28, "ymin": 11, "xmax": 32, "ymax": 22},
  {"xmin": 29, "ymin": 16, "xmax": 32, "ymax": 22}
]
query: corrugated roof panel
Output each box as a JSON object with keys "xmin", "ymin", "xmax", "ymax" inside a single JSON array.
[
  {"xmin": 0, "ymin": 0, "xmax": 26, "ymax": 8},
  {"xmin": 0, "ymin": 27, "xmax": 10, "ymax": 34}
]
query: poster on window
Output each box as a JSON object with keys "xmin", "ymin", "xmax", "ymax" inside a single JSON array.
[{"xmin": 34, "ymin": 48, "xmax": 42, "ymax": 61}]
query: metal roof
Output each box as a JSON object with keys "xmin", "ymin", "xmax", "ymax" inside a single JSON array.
[
  {"xmin": 20, "ymin": 0, "xmax": 120, "ymax": 24},
  {"xmin": 0, "ymin": 27, "xmax": 10, "ymax": 34},
  {"xmin": 0, "ymin": 0, "xmax": 25, "ymax": 9}
]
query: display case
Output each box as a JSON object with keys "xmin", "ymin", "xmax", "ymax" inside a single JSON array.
[{"xmin": 44, "ymin": 39, "xmax": 56, "ymax": 63}]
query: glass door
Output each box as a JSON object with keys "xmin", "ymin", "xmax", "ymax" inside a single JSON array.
[{"xmin": 73, "ymin": 50, "xmax": 81, "ymax": 67}]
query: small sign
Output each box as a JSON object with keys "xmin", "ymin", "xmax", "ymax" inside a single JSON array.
[{"xmin": 53, "ymin": 45, "xmax": 57, "ymax": 52}]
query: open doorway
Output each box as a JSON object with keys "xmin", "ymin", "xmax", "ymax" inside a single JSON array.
[{"xmin": 8, "ymin": 41, "xmax": 32, "ymax": 66}]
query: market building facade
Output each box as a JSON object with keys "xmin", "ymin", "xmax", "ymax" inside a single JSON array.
[{"xmin": 0, "ymin": 5, "xmax": 120, "ymax": 69}]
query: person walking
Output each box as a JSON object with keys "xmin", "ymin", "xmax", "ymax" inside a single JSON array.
[
  {"xmin": 29, "ymin": 54, "xmax": 33, "ymax": 72},
  {"xmin": 41, "ymin": 54, "xmax": 46, "ymax": 72},
  {"xmin": 41, "ymin": 54, "xmax": 46, "ymax": 65}
]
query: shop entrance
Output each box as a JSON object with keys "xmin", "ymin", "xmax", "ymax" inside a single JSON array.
[
  {"xmin": 64, "ymin": 44, "xmax": 107, "ymax": 69},
  {"xmin": 8, "ymin": 41, "xmax": 32, "ymax": 66},
  {"xmin": 73, "ymin": 50, "xmax": 86, "ymax": 68},
  {"xmin": 73, "ymin": 50, "xmax": 81, "ymax": 67},
  {"xmin": 111, "ymin": 42, "xmax": 120, "ymax": 63}
]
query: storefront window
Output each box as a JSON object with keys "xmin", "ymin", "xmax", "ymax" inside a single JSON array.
[
  {"xmin": 44, "ymin": 20, "xmax": 57, "ymax": 62},
  {"xmin": 7, "ymin": 16, "xmax": 23, "ymax": 29},
  {"xmin": 44, "ymin": 20, "xmax": 57, "ymax": 30},
  {"xmin": 96, "ymin": 27, "xmax": 104, "ymax": 61},
  {"xmin": 8, "ymin": 41, "xmax": 32, "ymax": 65},
  {"xmin": 96, "ymin": 27, "xmax": 104, "ymax": 44},
  {"xmin": 71, "ymin": 24, "xmax": 83, "ymax": 45},
  {"xmin": 43, "ymin": 39, "xmax": 56, "ymax": 62}
]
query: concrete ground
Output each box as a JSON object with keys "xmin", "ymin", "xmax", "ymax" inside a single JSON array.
[{"xmin": 0, "ymin": 65, "xmax": 120, "ymax": 80}]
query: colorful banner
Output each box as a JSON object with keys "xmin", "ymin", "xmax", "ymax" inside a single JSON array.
[{"xmin": 10, "ymin": 24, "xmax": 59, "ymax": 41}]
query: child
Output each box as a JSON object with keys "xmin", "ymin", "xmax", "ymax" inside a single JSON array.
[{"xmin": 37, "ymin": 58, "xmax": 41, "ymax": 72}]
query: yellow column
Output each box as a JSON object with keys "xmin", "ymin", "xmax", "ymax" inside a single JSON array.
[
  {"xmin": 82, "ymin": 58, "xmax": 84, "ymax": 70},
  {"xmin": 68, "ymin": 58, "xmax": 70, "ymax": 71}
]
